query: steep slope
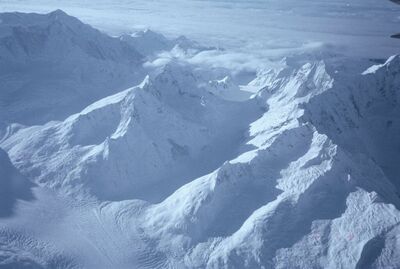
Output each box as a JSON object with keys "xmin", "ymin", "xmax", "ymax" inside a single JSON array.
[
  {"xmin": 0, "ymin": 150, "xmax": 80, "ymax": 268},
  {"xmin": 1, "ymin": 62, "xmax": 262, "ymax": 202},
  {"xmin": 0, "ymin": 148, "xmax": 34, "ymax": 217},
  {"xmin": 138, "ymin": 59, "xmax": 400, "ymax": 268},
  {"xmin": 304, "ymin": 55, "xmax": 400, "ymax": 192},
  {"xmin": 120, "ymin": 29, "xmax": 171, "ymax": 56},
  {"xmin": 1, "ymin": 11, "xmax": 400, "ymax": 269},
  {"xmin": 207, "ymin": 76, "xmax": 252, "ymax": 101},
  {"xmin": 0, "ymin": 10, "xmax": 143, "ymax": 125},
  {"xmin": 2, "ymin": 53, "xmax": 400, "ymax": 269},
  {"xmin": 120, "ymin": 29, "xmax": 213, "ymax": 57}
]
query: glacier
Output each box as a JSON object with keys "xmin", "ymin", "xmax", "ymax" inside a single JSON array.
[{"xmin": 0, "ymin": 9, "xmax": 400, "ymax": 269}]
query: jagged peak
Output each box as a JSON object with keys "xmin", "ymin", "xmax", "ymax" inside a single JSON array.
[
  {"xmin": 254, "ymin": 60, "xmax": 333, "ymax": 103},
  {"xmin": 46, "ymin": 9, "xmax": 83, "ymax": 27},
  {"xmin": 139, "ymin": 75, "xmax": 152, "ymax": 89},
  {"xmin": 48, "ymin": 9, "xmax": 69, "ymax": 18},
  {"xmin": 0, "ymin": 9, "xmax": 79, "ymax": 28},
  {"xmin": 132, "ymin": 28, "xmax": 167, "ymax": 40},
  {"xmin": 383, "ymin": 54, "xmax": 400, "ymax": 69},
  {"xmin": 363, "ymin": 54, "xmax": 400, "ymax": 75},
  {"xmin": 152, "ymin": 61, "xmax": 198, "ymax": 86},
  {"xmin": 174, "ymin": 35, "xmax": 214, "ymax": 51}
]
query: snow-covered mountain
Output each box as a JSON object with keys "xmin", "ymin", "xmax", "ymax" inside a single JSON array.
[
  {"xmin": 120, "ymin": 29, "xmax": 213, "ymax": 57},
  {"xmin": 139, "ymin": 57, "xmax": 400, "ymax": 269},
  {"xmin": 304, "ymin": 56, "xmax": 400, "ymax": 194},
  {"xmin": 1, "ymin": 62, "xmax": 261, "ymax": 202},
  {"xmin": 0, "ymin": 10, "xmax": 143, "ymax": 125},
  {"xmin": 1, "ymin": 10, "xmax": 400, "ymax": 269}
]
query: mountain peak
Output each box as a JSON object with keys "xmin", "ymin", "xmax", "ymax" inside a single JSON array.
[
  {"xmin": 49, "ymin": 9, "xmax": 68, "ymax": 16},
  {"xmin": 0, "ymin": 9, "xmax": 75, "ymax": 28},
  {"xmin": 363, "ymin": 54, "xmax": 400, "ymax": 75},
  {"xmin": 46, "ymin": 9, "xmax": 79, "ymax": 26},
  {"xmin": 0, "ymin": 10, "xmax": 143, "ymax": 125},
  {"xmin": 1, "ymin": 8, "xmax": 400, "ymax": 269}
]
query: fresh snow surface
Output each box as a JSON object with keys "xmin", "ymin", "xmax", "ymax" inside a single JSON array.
[{"xmin": 1, "ymin": 10, "xmax": 400, "ymax": 269}]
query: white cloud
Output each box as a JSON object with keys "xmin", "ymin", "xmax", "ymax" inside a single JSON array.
[{"xmin": 1, "ymin": 0, "xmax": 398, "ymax": 60}]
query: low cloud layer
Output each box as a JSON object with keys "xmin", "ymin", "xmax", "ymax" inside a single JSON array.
[{"xmin": 1, "ymin": 0, "xmax": 399, "ymax": 61}]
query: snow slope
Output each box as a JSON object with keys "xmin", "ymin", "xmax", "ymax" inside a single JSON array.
[
  {"xmin": 120, "ymin": 29, "xmax": 213, "ymax": 57},
  {"xmin": 139, "ymin": 58, "xmax": 400, "ymax": 269},
  {"xmin": 304, "ymin": 56, "xmax": 400, "ymax": 193},
  {"xmin": 1, "ymin": 61, "xmax": 261, "ymax": 202},
  {"xmin": 1, "ymin": 11, "xmax": 400, "ymax": 269},
  {"xmin": 0, "ymin": 10, "xmax": 143, "ymax": 125}
]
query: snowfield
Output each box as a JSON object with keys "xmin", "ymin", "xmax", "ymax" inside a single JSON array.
[{"xmin": 1, "ymin": 10, "xmax": 400, "ymax": 269}]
